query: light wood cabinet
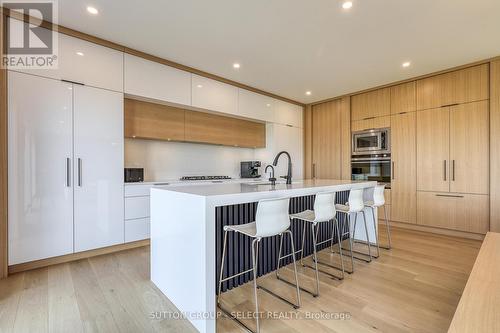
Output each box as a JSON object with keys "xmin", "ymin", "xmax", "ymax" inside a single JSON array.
[
  {"xmin": 449, "ymin": 101, "xmax": 489, "ymax": 194},
  {"xmin": 125, "ymin": 98, "xmax": 265, "ymax": 148},
  {"xmin": 416, "ymin": 64, "xmax": 489, "ymax": 111},
  {"xmin": 351, "ymin": 88, "xmax": 391, "ymax": 121},
  {"xmin": 391, "ymin": 112, "xmax": 416, "ymax": 224},
  {"xmin": 184, "ymin": 111, "xmax": 265, "ymax": 148},
  {"xmin": 351, "ymin": 115, "xmax": 390, "ymax": 132},
  {"xmin": 311, "ymin": 98, "xmax": 350, "ymax": 179},
  {"xmin": 417, "ymin": 192, "xmax": 489, "ymax": 234},
  {"xmin": 417, "ymin": 101, "xmax": 489, "ymax": 194},
  {"xmin": 491, "ymin": 60, "xmax": 500, "ymax": 232},
  {"xmin": 124, "ymin": 99, "xmax": 185, "ymax": 141},
  {"xmin": 417, "ymin": 107, "xmax": 450, "ymax": 192},
  {"xmin": 391, "ymin": 82, "xmax": 416, "ymax": 114}
]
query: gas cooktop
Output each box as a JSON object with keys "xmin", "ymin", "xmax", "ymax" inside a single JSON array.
[{"xmin": 180, "ymin": 176, "xmax": 232, "ymax": 181}]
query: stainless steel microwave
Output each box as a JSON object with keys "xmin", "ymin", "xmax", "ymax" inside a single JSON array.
[{"xmin": 352, "ymin": 128, "xmax": 390, "ymax": 155}]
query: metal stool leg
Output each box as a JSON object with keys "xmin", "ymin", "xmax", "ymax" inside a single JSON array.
[
  {"xmin": 217, "ymin": 229, "xmax": 229, "ymax": 305},
  {"xmin": 251, "ymin": 238, "xmax": 260, "ymax": 333},
  {"xmin": 285, "ymin": 230, "xmax": 302, "ymax": 307},
  {"xmin": 311, "ymin": 224, "xmax": 321, "ymax": 295},
  {"xmin": 380, "ymin": 205, "xmax": 392, "ymax": 250},
  {"xmin": 334, "ymin": 217, "xmax": 345, "ymax": 279},
  {"xmin": 351, "ymin": 211, "xmax": 373, "ymax": 263},
  {"xmin": 346, "ymin": 213, "xmax": 355, "ymax": 273},
  {"xmin": 370, "ymin": 207, "xmax": 381, "ymax": 258}
]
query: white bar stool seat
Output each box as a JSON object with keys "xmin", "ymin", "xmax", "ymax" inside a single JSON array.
[
  {"xmin": 335, "ymin": 188, "xmax": 373, "ymax": 272},
  {"xmin": 217, "ymin": 197, "xmax": 301, "ymax": 333},
  {"xmin": 365, "ymin": 184, "xmax": 391, "ymax": 250},
  {"xmin": 285, "ymin": 192, "xmax": 347, "ymax": 297}
]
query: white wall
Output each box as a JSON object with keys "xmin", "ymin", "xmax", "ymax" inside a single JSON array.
[{"xmin": 125, "ymin": 139, "xmax": 255, "ymax": 181}]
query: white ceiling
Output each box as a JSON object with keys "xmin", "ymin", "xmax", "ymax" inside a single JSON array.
[{"xmin": 57, "ymin": 0, "xmax": 500, "ymax": 103}]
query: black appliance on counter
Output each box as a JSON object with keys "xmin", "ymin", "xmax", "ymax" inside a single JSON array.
[
  {"xmin": 124, "ymin": 168, "xmax": 144, "ymax": 183},
  {"xmin": 240, "ymin": 161, "xmax": 261, "ymax": 178}
]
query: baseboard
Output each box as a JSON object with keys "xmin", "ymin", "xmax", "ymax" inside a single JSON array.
[
  {"xmin": 7, "ymin": 239, "xmax": 150, "ymax": 275},
  {"xmin": 385, "ymin": 221, "xmax": 485, "ymax": 241}
]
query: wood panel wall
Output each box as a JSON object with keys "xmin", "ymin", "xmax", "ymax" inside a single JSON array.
[
  {"xmin": 340, "ymin": 96, "xmax": 351, "ymax": 180},
  {"xmin": 303, "ymin": 105, "xmax": 313, "ymax": 179},
  {"xmin": 491, "ymin": 60, "xmax": 500, "ymax": 232},
  {"xmin": 0, "ymin": 10, "xmax": 8, "ymax": 278}
]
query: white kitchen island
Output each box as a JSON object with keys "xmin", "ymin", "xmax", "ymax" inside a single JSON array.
[{"xmin": 150, "ymin": 179, "xmax": 377, "ymax": 333}]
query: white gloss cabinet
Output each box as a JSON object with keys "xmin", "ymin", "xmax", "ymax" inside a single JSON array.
[
  {"xmin": 124, "ymin": 54, "xmax": 191, "ymax": 105},
  {"xmin": 8, "ymin": 71, "xmax": 125, "ymax": 264},
  {"xmin": 73, "ymin": 86, "xmax": 124, "ymax": 252},
  {"xmin": 8, "ymin": 71, "xmax": 74, "ymax": 265},
  {"xmin": 238, "ymin": 89, "xmax": 274, "ymax": 122},
  {"xmin": 274, "ymin": 100, "xmax": 303, "ymax": 128},
  {"xmin": 9, "ymin": 18, "xmax": 123, "ymax": 92},
  {"xmin": 191, "ymin": 74, "xmax": 238, "ymax": 115}
]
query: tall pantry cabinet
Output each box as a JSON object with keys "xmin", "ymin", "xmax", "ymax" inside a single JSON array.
[{"xmin": 8, "ymin": 71, "xmax": 124, "ymax": 265}]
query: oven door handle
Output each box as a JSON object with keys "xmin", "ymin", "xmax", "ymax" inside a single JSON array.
[{"xmin": 351, "ymin": 159, "xmax": 391, "ymax": 163}]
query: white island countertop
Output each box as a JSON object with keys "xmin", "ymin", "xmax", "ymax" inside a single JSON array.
[
  {"xmin": 150, "ymin": 179, "xmax": 377, "ymax": 333},
  {"xmin": 152, "ymin": 179, "xmax": 377, "ymax": 206}
]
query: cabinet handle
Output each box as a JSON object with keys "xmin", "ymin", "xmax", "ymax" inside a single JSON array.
[
  {"xmin": 441, "ymin": 103, "xmax": 459, "ymax": 108},
  {"xmin": 392, "ymin": 161, "xmax": 395, "ymax": 180},
  {"xmin": 443, "ymin": 160, "xmax": 447, "ymax": 181},
  {"xmin": 312, "ymin": 163, "xmax": 316, "ymax": 178},
  {"xmin": 452, "ymin": 160, "xmax": 455, "ymax": 181},
  {"xmin": 78, "ymin": 158, "xmax": 82, "ymax": 187},
  {"xmin": 436, "ymin": 194, "xmax": 464, "ymax": 198},
  {"xmin": 66, "ymin": 158, "xmax": 71, "ymax": 187}
]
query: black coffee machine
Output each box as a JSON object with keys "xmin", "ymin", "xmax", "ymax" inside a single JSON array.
[{"xmin": 240, "ymin": 161, "xmax": 261, "ymax": 178}]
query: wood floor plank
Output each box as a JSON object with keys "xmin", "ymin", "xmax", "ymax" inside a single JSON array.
[
  {"xmin": 69, "ymin": 259, "xmax": 120, "ymax": 333},
  {"xmin": 0, "ymin": 271, "xmax": 24, "ymax": 333},
  {"xmin": 48, "ymin": 264, "xmax": 84, "ymax": 333},
  {"xmin": 12, "ymin": 267, "xmax": 49, "ymax": 333},
  {"xmin": 0, "ymin": 228, "xmax": 481, "ymax": 333}
]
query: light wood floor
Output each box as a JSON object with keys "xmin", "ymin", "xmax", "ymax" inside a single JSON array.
[{"xmin": 0, "ymin": 226, "xmax": 481, "ymax": 333}]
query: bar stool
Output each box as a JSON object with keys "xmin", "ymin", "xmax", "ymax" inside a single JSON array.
[
  {"xmin": 284, "ymin": 192, "xmax": 346, "ymax": 297},
  {"xmin": 217, "ymin": 197, "xmax": 301, "ymax": 333},
  {"xmin": 335, "ymin": 188, "xmax": 372, "ymax": 272},
  {"xmin": 365, "ymin": 184, "xmax": 391, "ymax": 250}
]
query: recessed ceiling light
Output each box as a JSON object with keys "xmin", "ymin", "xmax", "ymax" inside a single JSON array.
[
  {"xmin": 197, "ymin": 84, "xmax": 203, "ymax": 88},
  {"xmin": 402, "ymin": 61, "xmax": 411, "ymax": 68},
  {"xmin": 266, "ymin": 103, "xmax": 271, "ymax": 107},
  {"xmin": 87, "ymin": 6, "xmax": 99, "ymax": 15},
  {"xmin": 233, "ymin": 63, "xmax": 240, "ymax": 69},
  {"xmin": 76, "ymin": 51, "xmax": 84, "ymax": 56},
  {"xmin": 342, "ymin": 1, "xmax": 353, "ymax": 9},
  {"xmin": 305, "ymin": 91, "xmax": 312, "ymax": 96}
]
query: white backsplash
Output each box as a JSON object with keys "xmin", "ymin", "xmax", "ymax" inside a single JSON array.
[{"xmin": 125, "ymin": 139, "xmax": 256, "ymax": 181}]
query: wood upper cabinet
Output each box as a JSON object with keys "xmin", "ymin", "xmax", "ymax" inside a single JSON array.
[
  {"xmin": 351, "ymin": 115, "xmax": 390, "ymax": 132},
  {"xmin": 449, "ymin": 101, "xmax": 489, "ymax": 194},
  {"xmin": 417, "ymin": 192, "xmax": 489, "ymax": 234},
  {"xmin": 125, "ymin": 98, "xmax": 265, "ymax": 148},
  {"xmin": 184, "ymin": 111, "xmax": 265, "ymax": 148},
  {"xmin": 417, "ymin": 107, "xmax": 450, "ymax": 192},
  {"xmin": 390, "ymin": 82, "xmax": 416, "ymax": 114},
  {"xmin": 391, "ymin": 112, "xmax": 416, "ymax": 224},
  {"xmin": 416, "ymin": 64, "xmax": 489, "ymax": 110},
  {"xmin": 124, "ymin": 99, "xmax": 185, "ymax": 141},
  {"xmin": 311, "ymin": 99, "xmax": 342, "ymax": 179},
  {"xmin": 351, "ymin": 88, "xmax": 391, "ymax": 121}
]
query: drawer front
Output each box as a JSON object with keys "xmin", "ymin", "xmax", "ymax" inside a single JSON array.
[
  {"xmin": 125, "ymin": 196, "xmax": 150, "ymax": 220},
  {"xmin": 125, "ymin": 185, "xmax": 153, "ymax": 197},
  {"xmin": 417, "ymin": 192, "xmax": 489, "ymax": 234},
  {"xmin": 125, "ymin": 218, "xmax": 150, "ymax": 242}
]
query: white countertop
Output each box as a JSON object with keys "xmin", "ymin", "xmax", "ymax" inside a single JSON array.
[{"xmin": 152, "ymin": 179, "xmax": 376, "ymax": 198}]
